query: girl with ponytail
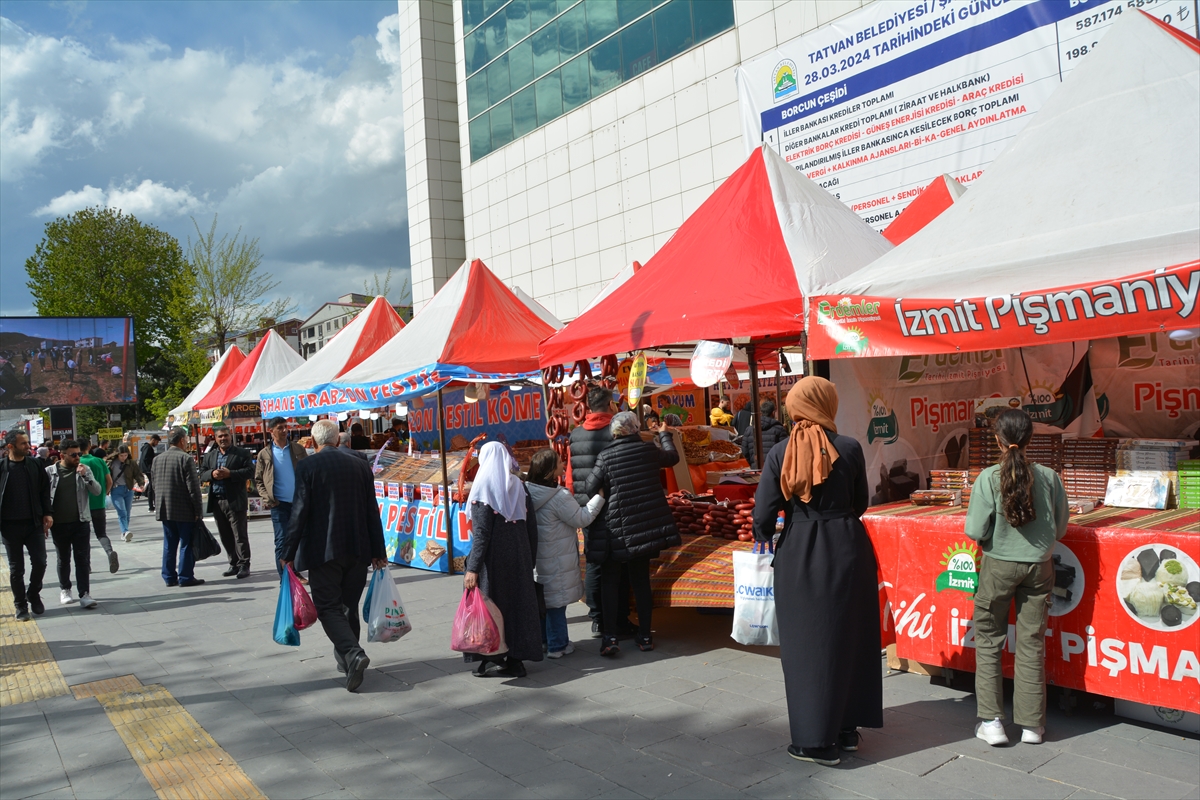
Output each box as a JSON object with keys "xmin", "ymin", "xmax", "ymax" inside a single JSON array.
[{"xmin": 966, "ymin": 409, "xmax": 1069, "ymax": 748}]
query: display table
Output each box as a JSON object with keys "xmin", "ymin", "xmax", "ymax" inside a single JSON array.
[
  {"xmin": 863, "ymin": 502, "xmax": 1200, "ymax": 712},
  {"xmin": 650, "ymin": 536, "xmax": 754, "ymax": 608}
]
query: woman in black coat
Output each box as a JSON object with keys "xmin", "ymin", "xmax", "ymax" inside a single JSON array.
[
  {"xmin": 584, "ymin": 411, "xmax": 680, "ymax": 656},
  {"xmin": 752, "ymin": 377, "xmax": 883, "ymax": 767}
]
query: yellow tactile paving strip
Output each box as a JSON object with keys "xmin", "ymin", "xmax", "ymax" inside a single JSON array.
[
  {"xmin": 0, "ymin": 556, "xmax": 71, "ymax": 706},
  {"xmin": 74, "ymin": 677, "xmax": 267, "ymax": 799}
]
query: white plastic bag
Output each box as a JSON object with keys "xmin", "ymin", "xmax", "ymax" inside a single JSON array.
[
  {"xmin": 731, "ymin": 543, "xmax": 779, "ymax": 646},
  {"xmin": 365, "ymin": 569, "xmax": 413, "ymax": 643}
]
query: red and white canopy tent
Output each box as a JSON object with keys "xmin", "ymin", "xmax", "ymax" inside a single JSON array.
[
  {"xmin": 290, "ymin": 258, "xmax": 560, "ymax": 416},
  {"xmin": 260, "ymin": 296, "xmax": 406, "ymax": 417},
  {"xmin": 194, "ymin": 330, "xmax": 306, "ymax": 416},
  {"xmin": 167, "ymin": 345, "xmax": 245, "ymax": 422},
  {"xmin": 808, "ymin": 12, "xmax": 1200, "ymax": 360},
  {"xmin": 539, "ymin": 144, "xmax": 893, "ymax": 367},
  {"xmin": 881, "ymin": 174, "xmax": 966, "ymax": 246}
]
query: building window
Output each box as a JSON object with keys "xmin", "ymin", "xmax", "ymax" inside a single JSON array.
[{"xmin": 465, "ymin": 0, "xmax": 733, "ymax": 162}]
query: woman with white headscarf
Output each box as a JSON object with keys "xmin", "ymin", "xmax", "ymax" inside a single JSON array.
[{"xmin": 463, "ymin": 441, "xmax": 542, "ymax": 677}]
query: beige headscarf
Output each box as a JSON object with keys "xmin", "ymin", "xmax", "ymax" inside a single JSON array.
[{"xmin": 779, "ymin": 376, "xmax": 840, "ymax": 503}]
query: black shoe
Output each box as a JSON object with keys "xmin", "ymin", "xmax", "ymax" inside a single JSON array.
[
  {"xmin": 15, "ymin": 607, "xmax": 32, "ymax": 622},
  {"xmin": 635, "ymin": 634, "xmax": 654, "ymax": 652},
  {"xmin": 236, "ymin": 567, "xmax": 250, "ymax": 579},
  {"xmin": 497, "ymin": 657, "xmax": 526, "ymax": 678},
  {"xmin": 346, "ymin": 652, "xmax": 370, "ymax": 692},
  {"xmin": 600, "ymin": 635, "xmax": 620, "ymax": 657},
  {"xmin": 29, "ymin": 595, "xmax": 45, "ymax": 615},
  {"xmin": 178, "ymin": 578, "xmax": 206, "ymax": 587},
  {"xmin": 838, "ymin": 729, "xmax": 861, "ymax": 752},
  {"xmin": 591, "ymin": 621, "xmax": 602, "ymax": 638},
  {"xmin": 108, "ymin": 550, "xmax": 120, "ymax": 574},
  {"xmin": 165, "ymin": 580, "xmax": 179, "ymax": 587},
  {"xmin": 336, "ymin": 658, "xmax": 348, "ymax": 675},
  {"xmin": 473, "ymin": 661, "xmax": 498, "ymax": 678},
  {"xmin": 788, "ymin": 745, "xmax": 840, "ymax": 766},
  {"xmin": 222, "ymin": 567, "xmax": 239, "ymax": 577}
]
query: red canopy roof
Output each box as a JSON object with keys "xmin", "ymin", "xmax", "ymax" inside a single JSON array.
[
  {"xmin": 195, "ymin": 330, "xmax": 305, "ymax": 410},
  {"xmin": 882, "ymin": 174, "xmax": 966, "ymax": 245},
  {"xmin": 539, "ymin": 145, "xmax": 891, "ymax": 366}
]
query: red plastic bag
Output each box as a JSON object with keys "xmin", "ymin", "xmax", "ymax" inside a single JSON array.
[
  {"xmin": 287, "ymin": 565, "xmax": 318, "ymax": 631},
  {"xmin": 450, "ymin": 588, "xmax": 506, "ymax": 655}
]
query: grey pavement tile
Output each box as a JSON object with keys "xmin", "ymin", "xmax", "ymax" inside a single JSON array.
[
  {"xmin": 598, "ymin": 751, "xmax": 705, "ymax": 796},
  {"xmin": 320, "ymin": 756, "xmax": 443, "ymax": 798},
  {"xmin": 580, "ymin": 708, "xmax": 681, "ymax": 750},
  {"xmin": 1064, "ymin": 791, "xmax": 1121, "ymax": 799},
  {"xmin": 510, "ymin": 759, "xmax": 626, "ymax": 800},
  {"xmin": 284, "ymin": 720, "xmax": 386, "ymax": 767},
  {"xmin": 706, "ymin": 673, "xmax": 788, "ymax": 703},
  {"xmin": 451, "ymin": 728, "xmax": 562, "ymax": 777},
  {"xmin": 720, "ymin": 654, "xmax": 788, "ymax": 681},
  {"xmin": 927, "ymin": 755, "xmax": 1076, "ymax": 799},
  {"xmin": 61, "ymin": 757, "xmax": 153, "ymax": 800},
  {"xmin": 1132, "ymin": 729, "xmax": 1200, "ymax": 756},
  {"xmin": 1032, "ymin": 752, "xmax": 1196, "ymax": 800},
  {"xmin": 256, "ymin": 704, "xmax": 338, "ymax": 737},
  {"xmin": 184, "ymin": 702, "xmax": 297, "ymax": 762},
  {"xmin": 0, "ymin": 707, "xmax": 51, "ymax": 746},
  {"xmin": 22, "ymin": 787, "xmax": 76, "ymax": 800},
  {"xmin": 816, "ymin": 760, "xmax": 988, "ymax": 799},
  {"xmin": 1056, "ymin": 730, "xmax": 1200, "ymax": 785},
  {"xmin": 673, "ymin": 687, "xmax": 786, "ymax": 724},
  {"xmin": 399, "ymin": 736, "xmax": 490, "ymax": 784},
  {"xmin": 742, "ymin": 771, "xmax": 869, "ymax": 800},
  {"xmin": 0, "ymin": 732, "xmax": 70, "ymax": 799},
  {"xmin": 429, "ymin": 765, "xmax": 532, "ymax": 799},
  {"xmin": 640, "ymin": 677, "xmax": 706, "ymax": 699},
  {"xmin": 704, "ymin": 724, "xmax": 787, "ymax": 757},
  {"xmin": 238, "ymin": 744, "xmax": 347, "ymax": 799},
  {"xmin": 944, "ymin": 734, "xmax": 1060, "ymax": 773},
  {"xmin": 552, "ymin": 732, "xmax": 648, "ymax": 775},
  {"xmin": 375, "ymin": 659, "xmax": 456, "ymax": 685},
  {"xmin": 590, "ymin": 789, "xmax": 644, "ymax": 800},
  {"xmin": 343, "ymin": 714, "xmax": 428, "ymax": 757},
  {"xmin": 849, "ymin": 729, "xmax": 959, "ymax": 777},
  {"xmin": 501, "ymin": 711, "xmax": 602, "ymax": 752},
  {"xmin": 644, "ymin": 734, "xmax": 782, "ymax": 789},
  {"xmin": 458, "ymin": 691, "xmax": 547, "ymax": 728},
  {"xmin": 656, "ymin": 777, "xmax": 749, "ymax": 799}
]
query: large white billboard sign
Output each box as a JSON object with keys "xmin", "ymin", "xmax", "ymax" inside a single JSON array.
[{"xmin": 737, "ymin": 0, "xmax": 1197, "ymax": 230}]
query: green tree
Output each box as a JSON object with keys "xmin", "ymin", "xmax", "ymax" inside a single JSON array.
[
  {"xmin": 190, "ymin": 214, "xmax": 294, "ymax": 354},
  {"xmin": 363, "ymin": 268, "xmax": 413, "ymax": 321},
  {"xmin": 24, "ymin": 206, "xmax": 205, "ymax": 426}
]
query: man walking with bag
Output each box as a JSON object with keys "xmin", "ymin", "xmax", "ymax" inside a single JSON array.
[
  {"xmin": 254, "ymin": 417, "xmax": 307, "ymax": 576},
  {"xmin": 152, "ymin": 428, "xmax": 204, "ymax": 587},
  {"xmin": 1, "ymin": 429, "xmax": 53, "ymax": 621},
  {"xmin": 281, "ymin": 420, "xmax": 387, "ymax": 693},
  {"xmin": 46, "ymin": 440, "xmax": 103, "ymax": 608},
  {"xmin": 200, "ymin": 426, "xmax": 254, "ymax": 579}
]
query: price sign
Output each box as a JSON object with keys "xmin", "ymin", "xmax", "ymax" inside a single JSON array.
[
  {"xmin": 627, "ymin": 352, "xmax": 648, "ymax": 403},
  {"xmin": 690, "ymin": 341, "xmax": 734, "ymax": 388}
]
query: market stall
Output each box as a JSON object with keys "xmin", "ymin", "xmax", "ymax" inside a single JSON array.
[
  {"xmin": 801, "ymin": 12, "xmax": 1200, "ymax": 724},
  {"xmin": 285, "ymin": 259, "xmax": 560, "ymax": 574},
  {"xmin": 166, "ymin": 345, "xmax": 245, "ymax": 427}
]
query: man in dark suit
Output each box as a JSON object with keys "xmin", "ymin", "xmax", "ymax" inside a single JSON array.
[
  {"xmin": 282, "ymin": 419, "xmax": 386, "ymax": 693},
  {"xmin": 151, "ymin": 428, "xmax": 204, "ymax": 587},
  {"xmin": 199, "ymin": 426, "xmax": 254, "ymax": 579},
  {"xmin": 1, "ymin": 429, "xmax": 53, "ymax": 620}
]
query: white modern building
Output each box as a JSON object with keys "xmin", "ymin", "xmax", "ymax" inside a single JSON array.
[{"xmin": 399, "ymin": 0, "xmax": 871, "ymax": 318}]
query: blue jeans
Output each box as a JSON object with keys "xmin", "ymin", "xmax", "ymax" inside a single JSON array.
[
  {"xmin": 270, "ymin": 502, "xmax": 293, "ymax": 575},
  {"xmin": 111, "ymin": 485, "xmax": 132, "ymax": 533},
  {"xmin": 161, "ymin": 520, "xmax": 196, "ymax": 584},
  {"xmin": 544, "ymin": 606, "xmax": 569, "ymax": 653}
]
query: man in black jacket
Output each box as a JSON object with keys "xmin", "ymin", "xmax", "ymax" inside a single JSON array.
[
  {"xmin": 741, "ymin": 399, "xmax": 791, "ymax": 469},
  {"xmin": 199, "ymin": 426, "xmax": 255, "ymax": 579},
  {"xmin": 282, "ymin": 420, "xmax": 387, "ymax": 692},
  {"xmin": 569, "ymin": 385, "xmax": 634, "ymax": 637},
  {"xmin": 139, "ymin": 434, "xmax": 160, "ymax": 513},
  {"xmin": 1, "ymin": 430, "xmax": 53, "ymax": 620}
]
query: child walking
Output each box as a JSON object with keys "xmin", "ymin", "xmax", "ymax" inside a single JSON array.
[
  {"xmin": 524, "ymin": 449, "xmax": 605, "ymax": 658},
  {"xmin": 966, "ymin": 409, "xmax": 1069, "ymax": 746}
]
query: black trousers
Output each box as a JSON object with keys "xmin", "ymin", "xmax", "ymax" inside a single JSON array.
[
  {"xmin": 51, "ymin": 521, "xmax": 91, "ymax": 596},
  {"xmin": 584, "ymin": 541, "xmax": 630, "ymax": 626},
  {"xmin": 90, "ymin": 508, "xmax": 107, "ymax": 541},
  {"xmin": 212, "ymin": 496, "xmax": 251, "ymax": 568},
  {"xmin": 1, "ymin": 519, "xmax": 48, "ymax": 608},
  {"xmin": 601, "ymin": 557, "xmax": 652, "ymax": 638},
  {"xmin": 308, "ymin": 555, "xmax": 369, "ymax": 665},
  {"xmin": 144, "ymin": 476, "xmax": 155, "ymax": 511}
]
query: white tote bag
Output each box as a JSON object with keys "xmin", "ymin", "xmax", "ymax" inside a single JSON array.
[
  {"xmin": 731, "ymin": 543, "xmax": 779, "ymax": 646},
  {"xmin": 365, "ymin": 569, "xmax": 414, "ymax": 643}
]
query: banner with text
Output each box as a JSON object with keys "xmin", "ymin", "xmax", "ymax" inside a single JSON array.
[
  {"xmin": 378, "ymin": 483, "xmax": 473, "ymax": 574},
  {"xmin": 1090, "ymin": 334, "xmax": 1200, "ymax": 440},
  {"xmin": 403, "ymin": 386, "xmax": 547, "ymax": 452},
  {"xmin": 736, "ymin": 0, "xmax": 1197, "ymax": 229}
]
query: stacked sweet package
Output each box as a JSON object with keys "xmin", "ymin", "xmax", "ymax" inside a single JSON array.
[
  {"xmin": 1178, "ymin": 460, "xmax": 1200, "ymax": 510},
  {"xmin": 1114, "ymin": 439, "xmax": 1200, "ymax": 501},
  {"xmin": 1062, "ymin": 438, "xmax": 1119, "ymax": 503},
  {"xmin": 929, "ymin": 469, "xmax": 971, "ymax": 504},
  {"xmin": 966, "ymin": 430, "xmax": 1063, "ymax": 499}
]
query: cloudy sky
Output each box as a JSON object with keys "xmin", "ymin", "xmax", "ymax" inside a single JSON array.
[{"xmin": 0, "ymin": 0, "xmax": 408, "ymax": 321}]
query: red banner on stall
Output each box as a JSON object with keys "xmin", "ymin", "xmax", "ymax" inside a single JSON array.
[
  {"xmin": 808, "ymin": 261, "xmax": 1199, "ymax": 360},
  {"xmin": 865, "ymin": 506, "xmax": 1200, "ymax": 712}
]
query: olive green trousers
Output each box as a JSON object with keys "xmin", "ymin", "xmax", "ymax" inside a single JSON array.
[{"xmin": 972, "ymin": 555, "xmax": 1054, "ymax": 728}]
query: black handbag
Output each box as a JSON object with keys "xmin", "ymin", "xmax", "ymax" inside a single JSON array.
[{"xmin": 192, "ymin": 520, "xmax": 222, "ymax": 561}]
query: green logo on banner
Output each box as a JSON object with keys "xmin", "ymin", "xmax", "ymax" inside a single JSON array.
[
  {"xmin": 834, "ymin": 326, "xmax": 868, "ymax": 355},
  {"xmin": 936, "ymin": 543, "xmax": 979, "ymax": 595},
  {"xmin": 867, "ymin": 410, "xmax": 898, "ymax": 444}
]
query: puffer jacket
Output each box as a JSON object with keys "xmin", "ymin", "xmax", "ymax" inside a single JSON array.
[
  {"xmin": 583, "ymin": 431, "xmax": 681, "ymax": 563},
  {"xmin": 568, "ymin": 423, "xmax": 613, "ymax": 503},
  {"xmin": 527, "ymin": 483, "xmax": 605, "ymax": 608},
  {"xmin": 741, "ymin": 416, "xmax": 791, "ymax": 469}
]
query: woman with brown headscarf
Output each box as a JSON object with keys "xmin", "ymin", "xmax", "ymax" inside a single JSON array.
[{"xmin": 751, "ymin": 376, "xmax": 882, "ymax": 766}]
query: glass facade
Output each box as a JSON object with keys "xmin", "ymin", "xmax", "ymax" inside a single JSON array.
[{"xmin": 463, "ymin": 0, "xmax": 735, "ymax": 162}]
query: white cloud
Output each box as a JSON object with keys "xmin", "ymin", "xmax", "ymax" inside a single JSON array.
[{"xmin": 1, "ymin": 12, "xmax": 410, "ymax": 314}]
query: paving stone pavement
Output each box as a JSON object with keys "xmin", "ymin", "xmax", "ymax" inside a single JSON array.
[{"xmin": 2, "ymin": 501, "xmax": 1197, "ymax": 799}]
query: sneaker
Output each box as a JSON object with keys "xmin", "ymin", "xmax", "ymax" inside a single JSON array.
[
  {"xmin": 79, "ymin": 594, "xmax": 98, "ymax": 609},
  {"xmin": 16, "ymin": 608, "xmax": 32, "ymax": 622},
  {"xmin": 975, "ymin": 718, "xmax": 1009, "ymax": 746},
  {"xmin": 122, "ymin": 531, "xmax": 132, "ymax": 542},
  {"xmin": 591, "ymin": 621, "xmax": 602, "ymax": 638},
  {"xmin": 600, "ymin": 635, "xmax": 620, "ymax": 657},
  {"xmin": 29, "ymin": 595, "xmax": 45, "ymax": 615},
  {"xmin": 108, "ymin": 550, "xmax": 120, "ymax": 573},
  {"xmin": 60, "ymin": 590, "xmax": 76, "ymax": 606},
  {"xmin": 547, "ymin": 643, "xmax": 575, "ymax": 659},
  {"xmin": 635, "ymin": 634, "xmax": 654, "ymax": 652},
  {"xmin": 1021, "ymin": 726, "xmax": 1044, "ymax": 744},
  {"xmin": 838, "ymin": 728, "xmax": 861, "ymax": 752},
  {"xmin": 788, "ymin": 744, "xmax": 840, "ymax": 766}
]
